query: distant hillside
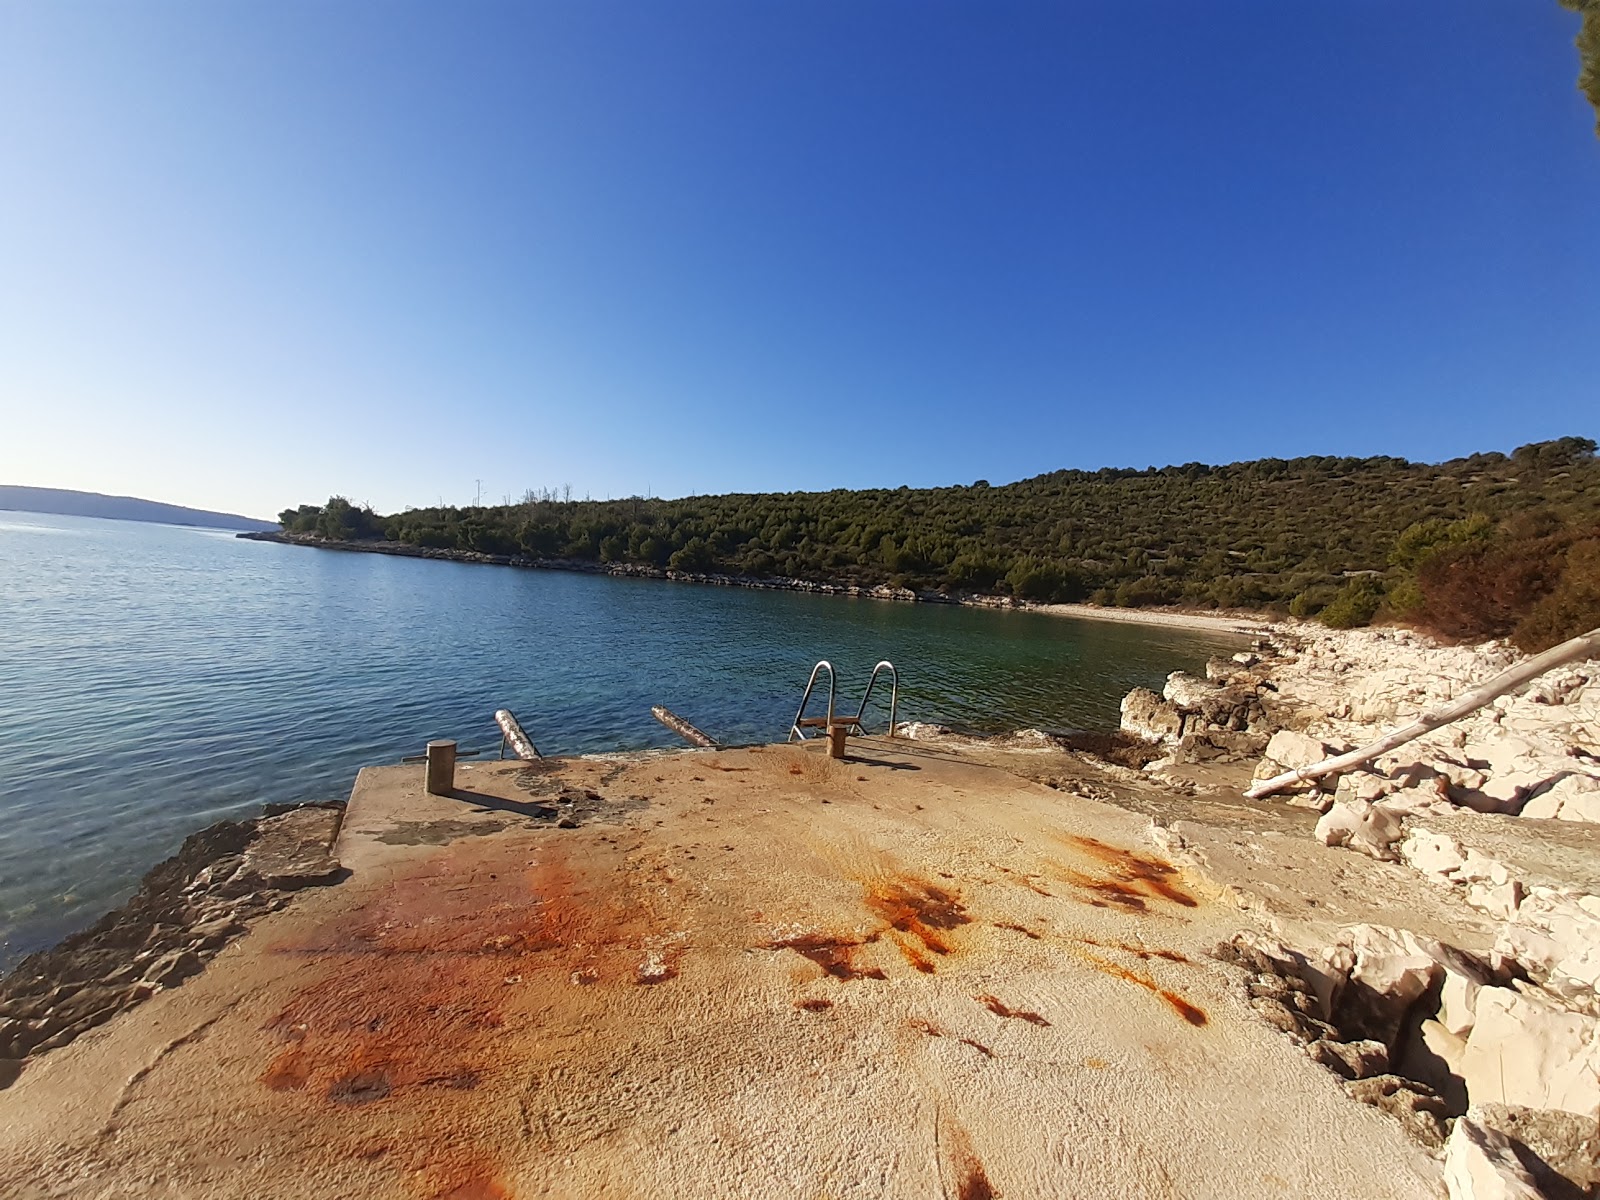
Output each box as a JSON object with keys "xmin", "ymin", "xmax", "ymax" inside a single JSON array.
[
  {"xmin": 0, "ymin": 486, "xmax": 276, "ymax": 532},
  {"xmin": 275, "ymin": 436, "xmax": 1600, "ymax": 622}
]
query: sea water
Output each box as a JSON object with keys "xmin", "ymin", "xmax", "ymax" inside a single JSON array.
[{"xmin": 0, "ymin": 511, "xmax": 1242, "ymax": 966}]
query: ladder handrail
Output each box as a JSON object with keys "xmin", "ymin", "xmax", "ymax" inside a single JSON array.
[
  {"xmin": 853, "ymin": 660, "xmax": 898, "ymax": 736},
  {"xmin": 788, "ymin": 660, "xmax": 836, "ymax": 741}
]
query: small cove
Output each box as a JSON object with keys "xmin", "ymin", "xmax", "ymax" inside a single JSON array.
[{"xmin": 0, "ymin": 511, "xmax": 1243, "ymax": 966}]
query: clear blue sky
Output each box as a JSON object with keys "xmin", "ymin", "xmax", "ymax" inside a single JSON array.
[{"xmin": 1, "ymin": 2, "xmax": 1595, "ymax": 520}]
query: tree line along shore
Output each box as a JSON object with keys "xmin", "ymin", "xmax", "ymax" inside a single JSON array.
[{"xmin": 270, "ymin": 436, "xmax": 1600, "ymax": 653}]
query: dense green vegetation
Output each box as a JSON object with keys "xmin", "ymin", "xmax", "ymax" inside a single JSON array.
[
  {"xmin": 279, "ymin": 437, "xmax": 1600, "ymax": 644},
  {"xmin": 1562, "ymin": 0, "xmax": 1600, "ymax": 134}
]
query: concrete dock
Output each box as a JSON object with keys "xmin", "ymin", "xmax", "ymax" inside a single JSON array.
[{"xmin": 0, "ymin": 738, "xmax": 1440, "ymax": 1198}]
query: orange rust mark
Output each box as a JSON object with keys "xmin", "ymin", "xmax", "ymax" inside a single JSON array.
[
  {"xmin": 1058, "ymin": 835, "xmax": 1198, "ymax": 909},
  {"xmin": 943, "ymin": 1122, "xmax": 996, "ymax": 1200},
  {"xmin": 763, "ymin": 933, "xmax": 886, "ymax": 982},
  {"xmin": 958, "ymin": 1037, "xmax": 994, "ymax": 1058},
  {"xmin": 996, "ymin": 867, "xmax": 1055, "ymax": 898},
  {"xmin": 1084, "ymin": 1056, "xmax": 1109, "ymax": 1069},
  {"xmin": 328, "ymin": 1070, "xmax": 391, "ymax": 1106},
  {"xmin": 257, "ymin": 837, "xmax": 686, "ymax": 1197},
  {"xmin": 1080, "ymin": 935, "xmax": 1189, "ymax": 964},
  {"xmin": 794, "ymin": 998, "xmax": 833, "ymax": 1012},
  {"xmin": 992, "ymin": 921, "xmax": 1042, "ymax": 941},
  {"xmin": 893, "ymin": 936, "xmax": 937, "ymax": 974},
  {"xmin": 958, "ymin": 1162, "xmax": 996, "ymax": 1200},
  {"xmin": 787, "ymin": 764, "xmax": 804, "ymax": 775},
  {"xmin": 261, "ymin": 1047, "xmax": 310, "ymax": 1091},
  {"xmin": 863, "ymin": 877, "xmax": 970, "ymax": 962},
  {"xmin": 1079, "ymin": 950, "xmax": 1208, "ymax": 1027},
  {"xmin": 976, "ymin": 994, "xmax": 1051, "ymax": 1027},
  {"xmin": 908, "ymin": 1017, "xmax": 945, "ymax": 1037}
]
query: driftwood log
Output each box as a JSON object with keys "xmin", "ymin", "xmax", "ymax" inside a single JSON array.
[
  {"xmin": 494, "ymin": 709, "xmax": 541, "ymax": 761},
  {"xmin": 651, "ymin": 706, "xmax": 719, "ymax": 748},
  {"xmin": 1245, "ymin": 627, "xmax": 1600, "ymax": 800}
]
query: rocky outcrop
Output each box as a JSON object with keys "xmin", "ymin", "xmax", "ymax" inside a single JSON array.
[
  {"xmin": 1445, "ymin": 1116, "xmax": 1545, "ymax": 1200},
  {"xmin": 1471, "ymin": 1104, "xmax": 1600, "ymax": 1199},
  {"xmin": 0, "ymin": 805, "xmax": 343, "ymax": 1088},
  {"xmin": 1235, "ymin": 627, "xmax": 1600, "ymax": 823},
  {"xmin": 1119, "ymin": 656, "xmax": 1281, "ymax": 764},
  {"xmin": 1314, "ymin": 798, "xmax": 1405, "ymax": 860},
  {"xmin": 1221, "ymin": 918, "xmax": 1600, "ymax": 1194}
]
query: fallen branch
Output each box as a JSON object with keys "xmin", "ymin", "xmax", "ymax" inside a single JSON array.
[{"xmin": 1244, "ymin": 627, "xmax": 1600, "ymax": 800}]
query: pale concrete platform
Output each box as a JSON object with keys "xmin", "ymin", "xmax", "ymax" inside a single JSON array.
[{"xmin": 0, "ymin": 741, "xmax": 1442, "ymax": 1199}]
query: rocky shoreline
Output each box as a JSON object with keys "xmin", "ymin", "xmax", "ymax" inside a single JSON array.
[
  {"xmin": 237, "ymin": 530, "xmax": 1263, "ymax": 633},
  {"xmin": 0, "ymin": 804, "xmax": 344, "ymax": 1088},
  {"xmin": 1116, "ymin": 622, "xmax": 1600, "ymax": 1199}
]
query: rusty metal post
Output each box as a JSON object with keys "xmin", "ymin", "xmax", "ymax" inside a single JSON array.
[
  {"xmin": 425, "ymin": 739, "xmax": 457, "ymax": 795},
  {"xmin": 651, "ymin": 705, "xmax": 718, "ymax": 748},
  {"xmin": 827, "ymin": 723, "xmax": 848, "ymax": 760},
  {"xmin": 494, "ymin": 709, "xmax": 541, "ymax": 761}
]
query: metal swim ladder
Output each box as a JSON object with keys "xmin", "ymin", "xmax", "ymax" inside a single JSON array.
[
  {"xmin": 853, "ymin": 660, "xmax": 899, "ymax": 736},
  {"xmin": 787, "ymin": 659, "xmax": 899, "ymax": 741},
  {"xmin": 788, "ymin": 660, "xmax": 836, "ymax": 741}
]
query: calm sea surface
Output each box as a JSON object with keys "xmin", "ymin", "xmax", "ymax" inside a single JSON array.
[{"xmin": 0, "ymin": 512, "xmax": 1242, "ymax": 967}]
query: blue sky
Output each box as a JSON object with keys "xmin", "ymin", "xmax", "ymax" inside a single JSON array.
[{"xmin": 1, "ymin": 2, "xmax": 1595, "ymax": 519}]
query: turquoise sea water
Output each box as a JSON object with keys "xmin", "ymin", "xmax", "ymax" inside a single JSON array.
[{"xmin": 0, "ymin": 511, "xmax": 1242, "ymax": 967}]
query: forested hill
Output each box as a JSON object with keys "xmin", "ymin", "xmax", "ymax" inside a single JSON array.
[
  {"xmin": 279, "ymin": 437, "xmax": 1600, "ymax": 617},
  {"xmin": 2, "ymin": 486, "xmax": 276, "ymax": 532}
]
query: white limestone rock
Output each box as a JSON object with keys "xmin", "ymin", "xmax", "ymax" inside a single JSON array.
[
  {"xmin": 1258, "ymin": 729, "xmax": 1334, "ymax": 773},
  {"xmin": 1399, "ymin": 1018, "xmax": 1469, "ymax": 1113},
  {"xmin": 1440, "ymin": 969, "xmax": 1484, "ymax": 1038},
  {"xmin": 1460, "ymin": 987, "xmax": 1600, "ymax": 1117},
  {"xmin": 1119, "ymin": 687, "xmax": 1181, "ymax": 745},
  {"xmin": 1399, "ymin": 828, "xmax": 1467, "ymax": 882},
  {"xmin": 1325, "ymin": 925, "xmax": 1446, "ymax": 1049},
  {"xmin": 1314, "ymin": 799, "xmax": 1404, "ymax": 861},
  {"xmin": 1376, "ymin": 786, "xmax": 1454, "ymax": 817},
  {"xmin": 1465, "ymin": 880, "xmax": 1523, "ymax": 922},
  {"xmin": 1334, "ymin": 771, "xmax": 1395, "ymax": 806},
  {"xmin": 1493, "ymin": 887, "xmax": 1600, "ymax": 995},
  {"xmin": 1444, "ymin": 1115, "xmax": 1543, "ymax": 1200},
  {"xmin": 1520, "ymin": 772, "xmax": 1600, "ymax": 823},
  {"xmin": 1162, "ymin": 671, "xmax": 1219, "ymax": 710}
]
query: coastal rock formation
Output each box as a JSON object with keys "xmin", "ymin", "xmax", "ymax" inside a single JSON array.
[
  {"xmin": 1470, "ymin": 1104, "xmax": 1600, "ymax": 1198},
  {"xmin": 0, "ymin": 804, "xmax": 342, "ymax": 1087},
  {"xmin": 1163, "ymin": 624, "xmax": 1599, "ymax": 1198},
  {"xmin": 1239, "ymin": 628, "xmax": 1600, "ymax": 823},
  {"xmin": 1444, "ymin": 1116, "xmax": 1545, "ymax": 1200},
  {"xmin": 1119, "ymin": 662, "xmax": 1278, "ymax": 763}
]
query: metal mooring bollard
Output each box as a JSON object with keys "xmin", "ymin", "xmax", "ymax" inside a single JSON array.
[
  {"xmin": 425, "ymin": 739, "xmax": 457, "ymax": 795},
  {"xmin": 828, "ymin": 723, "xmax": 848, "ymax": 760}
]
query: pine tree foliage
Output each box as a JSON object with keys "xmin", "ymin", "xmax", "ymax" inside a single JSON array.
[{"xmin": 279, "ymin": 438, "xmax": 1600, "ymax": 620}]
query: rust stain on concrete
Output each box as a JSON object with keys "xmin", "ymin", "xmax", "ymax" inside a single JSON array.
[
  {"xmin": 864, "ymin": 875, "xmax": 971, "ymax": 972},
  {"xmin": 1077, "ymin": 949, "xmax": 1208, "ymax": 1027},
  {"xmin": 1051, "ymin": 834, "xmax": 1200, "ymax": 912},
  {"xmin": 256, "ymin": 839, "xmax": 692, "ymax": 1197}
]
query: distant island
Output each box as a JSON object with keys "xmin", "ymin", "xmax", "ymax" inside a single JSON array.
[{"xmin": 0, "ymin": 486, "xmax": 276, "ymax": 533}]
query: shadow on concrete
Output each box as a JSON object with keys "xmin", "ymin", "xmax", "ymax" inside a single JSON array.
[{"xmin": 447, "ymin": 789, "xmax": 559, "ymax": 820}]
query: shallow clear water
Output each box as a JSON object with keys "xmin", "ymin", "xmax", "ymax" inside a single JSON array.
[{"xmin": 0, "ymin": 511, "xmax": 1242, "ymax": 966}]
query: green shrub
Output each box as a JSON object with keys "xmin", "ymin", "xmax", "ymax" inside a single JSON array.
[
  {"xmin": 1319, "ymin": 578, "xmax": 1384, "ymax": 628},
  {"xmin": 1288, "ymin": 585, "xmax": 1339, "ymax": 618}
]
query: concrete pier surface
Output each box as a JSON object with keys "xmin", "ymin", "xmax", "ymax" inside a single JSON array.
[{"xmin": 0, "ymin": 739, "xmax": 1439, "ymax": 1199}]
